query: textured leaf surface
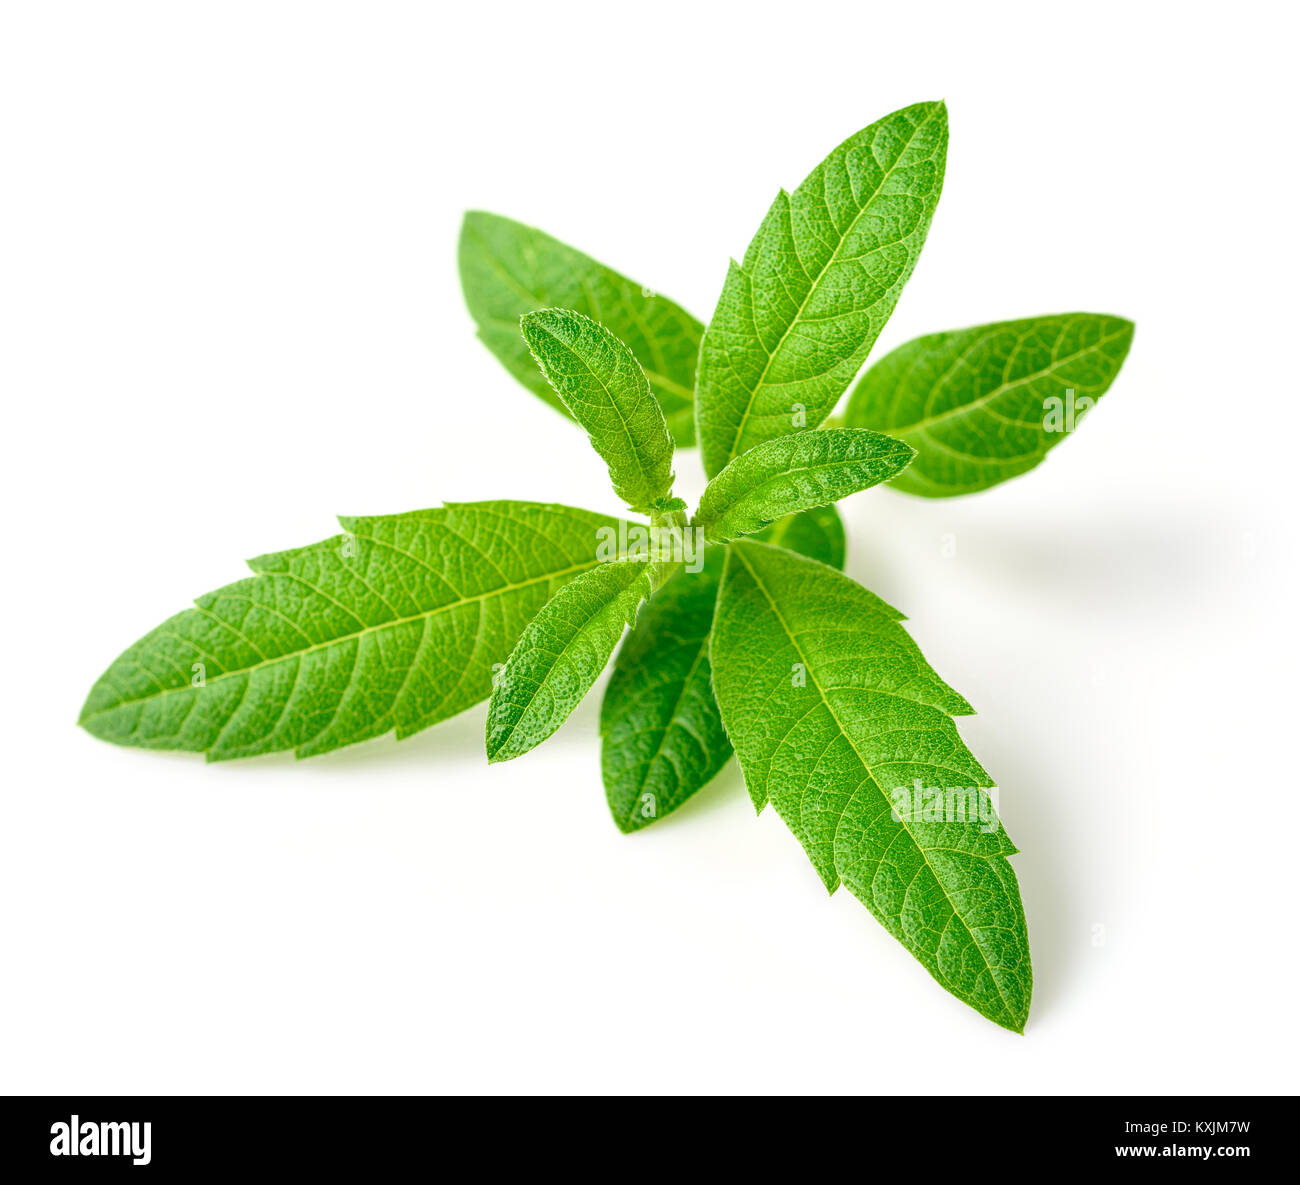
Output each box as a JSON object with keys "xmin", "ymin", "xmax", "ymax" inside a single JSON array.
[
  {"xmin": 844, "ymin": 313, "xmax": 1135, "ymax": 496},
  {"xmin": 694, "ymin": 428, "xmax": 914, "ymax": 544},
  {"xmin": 80, "ymin": 502, "xmax": 622, "ymax": 761},
  {"xmin": 601, "ymin": 508, "xmax": 845, "ymax": 833},
  {"xmin": 486, "ymin": 559, "xmax": 656, "ymax": 763},
  {"xmin": 695, "ymin": 102, "xmax": 948, "ymax": 476},
  {"xmin": 521, "ymin": 308, "xmax": 675, "ymax": 513},
  {"xmin": 710, "ymin": 540, "xmax": 1032, "ymax": 1031},
  {"xmin": 459, "ymin": 210, "xmax": 701, "ymax": 445}
]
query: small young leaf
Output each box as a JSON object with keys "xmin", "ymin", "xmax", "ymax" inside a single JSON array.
[
  {"xmin": 521, "ymin": 308, "xmax": 676, "ymax": 513},
  {"xmin": 601, "ymin": 507, "xmax": 846, "ymax": 833},
  {"xmin": 459, "ymin": 211, "xmax": 701, "ymax": 446},
  {"xmin": 79, "ymin": 502, "xmax": 623, "ymax": 761},
  {"xmin": 844, "ymin": 313, "xmax": 1135, "ymax": 496},
  {"xmin": 693, "ymin": 428, "xmax": 915, "ymax": 544},
  {"xmin": 695, "ymin": 101, "xmax": 948, "ymax": 477},
  {"xmin": 710, "ymin": 540, "xmax": 1032, "ymax": 1032},
  {"xmin": 486, "ymin": 558, "xmax": 658, "ymax": 763}
]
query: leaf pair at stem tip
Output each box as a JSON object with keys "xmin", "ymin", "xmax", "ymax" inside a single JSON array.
[{"xmin": 486, "ymin": 304, "xmax": 918, "ymax": 768}]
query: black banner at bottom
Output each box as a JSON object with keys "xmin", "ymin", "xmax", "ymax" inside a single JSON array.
[{"xmin": 3, "ymin": 1094, "xmax": 1293, "ymax": 1172}]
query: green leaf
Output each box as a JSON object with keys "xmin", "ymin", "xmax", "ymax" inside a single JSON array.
[
  {"xmin": 753, "ymin": 503, "xmax": 845, "ymax": 568},
  {"xmin": 693, "ymin": 428, "xmax": 915, "ymax": 544},
  {"xmin": 520, "ymin": 308, "xmax": 676, "ymax": 513},
  {"xmin": 601, "ymin": 507, "xmax": 845, "ymax": 833},
  {"xmin": 844, "ymin": 313, "xmax": 1135, "ymax": 496},
  {"xmin": 695, "ymin": 102, "xmax": 948, "ymax": 477},
  {"xmin": 459, "ymin": 210, "xmax": 702, "ymax": 446},
  {"xmin": 710, "ymin": 540, "xmax": 1032, "ymax": 1031},
  {"xmin": 79, "ymin": 501, "xmax": 623, "ymax": 761},
  {"xmin": 601, "ymin": 549, "xmax": 731, "ymax": 832},
  {"xmin": 486, "ymin": 558, "xmax": 658, "ymax": 764}
]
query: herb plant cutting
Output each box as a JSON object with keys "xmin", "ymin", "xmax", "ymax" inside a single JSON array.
[{"xmin": 80, "ymin": 101, "xmax": 1133, "ymax": 1032}]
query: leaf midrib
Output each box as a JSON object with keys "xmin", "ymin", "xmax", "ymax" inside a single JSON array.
[
  {"xmin": 82, "ymin": 559, "xmax": 599, "ymax": 719},
  {"xmin": 887, "ymin": 325, "xmax": 1132, "ymax": 437}
]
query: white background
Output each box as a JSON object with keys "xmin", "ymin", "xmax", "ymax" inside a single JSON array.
[{"xmin": 2, "ymin": 1, "xmax": 1297, "ymax": 1095}]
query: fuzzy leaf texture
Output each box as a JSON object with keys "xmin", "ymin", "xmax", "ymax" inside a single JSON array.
[
  {"xmin": 693, "ymin": 428, "xmax": 915, "ymax": 544},
  {"xmin": 844, "ymin": 313, "xmax": 1135, "ymax": 496},
  {"xmin": 79, "ymin": 502, "xmax": 624, "ymax": 760},
  {"xmin": 695, "ymin": 101, "xmax": 947, "ymax": 477},
  {"xmin": 486, "ymin": 558, "xmax": 662, "ymax": 764},
  {"xmin": 602, "ymin": 507, "xmax": 845, "ymax": 833},
  {"xmin": 521, "ymin": 308, "xmax": 675, "ymax": 513},
  {"xmin": 710, "ymin": 540, "xmax": 1032, "ymax": 1031},
  {"xmin": 459, "ymin": 211, "xmax": 701, "ymax": 446}
]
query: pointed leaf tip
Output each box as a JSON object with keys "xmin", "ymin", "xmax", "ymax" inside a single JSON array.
[
  {"xmin": 695, "ymin": 102, "xmax": 949, "ymax": 476},
  {"xmin": 710, "ymin": 541, "xmax": 1031, "ymax": 1030}
]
